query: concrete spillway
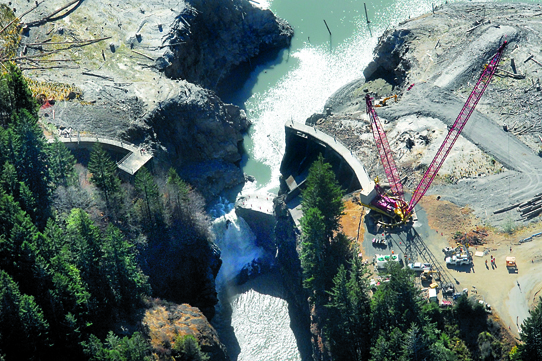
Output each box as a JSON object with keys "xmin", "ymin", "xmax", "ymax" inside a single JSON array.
[
  {"xmin": 281, "ymin": 120, "xmax": 376, "ymax": 204},
  {"xmin": 48, "ymin": 135, "xmax": 152, "ymax": 175}
]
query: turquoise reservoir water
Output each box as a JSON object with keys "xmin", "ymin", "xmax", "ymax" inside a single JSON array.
[{"xmin": 222, "ymin": 0, "xmax": 449, "ymax": 192}]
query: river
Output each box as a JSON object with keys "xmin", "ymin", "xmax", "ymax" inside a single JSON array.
[{"xmin": 212, "ymin": 0, "xmax": 472, "ymax": 360}]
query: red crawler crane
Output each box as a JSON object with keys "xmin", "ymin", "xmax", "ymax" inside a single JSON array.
[{"xmin": 365, "ymin": 41, "xmax": 507, "ymax": 225}]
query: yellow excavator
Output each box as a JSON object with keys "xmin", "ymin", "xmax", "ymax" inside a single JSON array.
[{"xmin": 374, "ymin": 94, "xmax": 397, "ymax": 107}]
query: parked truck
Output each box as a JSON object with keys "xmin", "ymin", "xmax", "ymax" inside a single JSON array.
[
  {"xmin": 445, "ymin": 255, "xmax": 471, "ymax": 266},
  {"xmin": 506, "ymin": 256, "xmax": 517, "ymax": 273},
  {"xmin": 428, "ymin": 288, "xmax": 438, "ymax": 302}
]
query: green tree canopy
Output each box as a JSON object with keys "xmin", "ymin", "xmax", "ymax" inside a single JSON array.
[
  {"xmin": 88, "ymin": 143, "xmax": 121, "ymax": 210},
  {"xmin": 0, "ymin": 270, "xmax": 49, "ymax": 359},
  {"xmin": 47, "ymin": 139, "xmax": 77, "ymax": 188},
  {"xmin": 325, "ymin": 257, "xmax": 372, "ymax": 361},
  {"xmin": 516, "ymin": 297, "xmax": 542, "ymax": 360},
  {"xmin": 301, "ymin": 153, "xmax": 345, "ymax": 240},
  {"xmin": 0, "ymin": 63, "xmax": 37, "ymax": 127},
  {"xmin": 134, "ymin": 166, "xmax": 161, "ymax": 228},
  {"xmin": 300, "ymin": 207, "xmax": 327, "ymax": 294}
]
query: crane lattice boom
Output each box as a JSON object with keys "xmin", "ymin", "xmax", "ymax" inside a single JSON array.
[
  {"xmin": 407, "ymin": 41, "xmax": 507, "ymax": 215},
  {"xmin": 366, "ymin": 94, "xmax": 404, "ymax": 197}
]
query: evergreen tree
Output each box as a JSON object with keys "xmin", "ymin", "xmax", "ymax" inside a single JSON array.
[
  {"xmin": 9, "ymin": 110, "xmax": 51, "ymax": 227},
  {"xmin": 101, "ymin": 224, "xmax": 149, "ymax": 311},
  {"xmin": 516, "ymin": 297, "xmax": 542, "ymax": 360},
  {"xmin": 167, "ymin": 167, "xmax": 189, "ymax": 209},
  {"xmin": 47, "ymin": 139, "xmax": 77, "ymax": 188},
  {"xmin": 172, "ymin": 334, "xmax": 210, "ymax": 361},
  {"xmin": 299, "ymin": 207, "xmax": 327, "ymax": 296},
  {"xmin": 0, "ymin": 63, "xmax": 37, "ymax": 127},
  {"xmin": 0, "ymin": 271, "xmax": 49, "ymax": 360},
  {"xmin": 65, "ymin": 208, "xmax": 112, "ymax": 320},
  {"xmin": 400, "ymin": 323, "xmax": 434, "ymax": 361},
  {"xmin": 88, "ymin": 143, "xmax": 121, "ymax": 211},
  {"xmin": 134, "ymin": 166, "xmax": 161, "ymax": 228},
  {"xmin": 83, "ymin": 331, "xmax": 152, "ymax": 361},
  {"xmin": 371, "ymin": 262, "xmax": 424, "ymax": 335},
  {"xmin": 301, "ymin": 153, "xmax": 345, "ymax": 240},
  {"xmin": 326, "ymin": 257, "xmax": 372, "ymax": 361},
  {"xmin": 0, "ymin": 161, "xmax": 17, "ymax": 195}
]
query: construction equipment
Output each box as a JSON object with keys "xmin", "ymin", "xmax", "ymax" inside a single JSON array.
[
  {"xmin": 506, "ymin": 256, "xmax": 517, "ymax": 272},
  {"xmin": 374, "ymin": 94, "xmax": 398, "ymax": 107},
  {"xmin": 364, "ymin": 41, "xmax": 507, "ymax": 225},
  {"xmin": 421, "ymin": 270, "xmax": 441, "ymax": 282}
]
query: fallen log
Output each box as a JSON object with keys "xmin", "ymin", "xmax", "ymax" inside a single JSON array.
[
  {"xmin": 131, "ymin": 50, "xmax": 154, "ymax": 61},
  {"xmin": 495, "ymin": 68, "xmax": 526, "ymax": 79},
  {"xmin": 25, "ymin": 0, "xmax": 82, "ymax": 27},
  {"xmin": 21, "ymin": 65, "xmax": 79, "ymax": 70},
  {"xmin": 522, "ymin": 206, "xmax": 542, "ymax": 219},
  {"xmin": 81, "ymin": 72, "xmax": 114, "ymax": 81},
  {"xmin": 0, "ymin": 0, "xmax": 45, "ymax": 35},
  {"xmin": 22, "ymin": 37, "xmax": 111, "ymax": 46},
  {"xmin": 493, "ymin": 202, "xmax": 521, "ymax": 214},
  {"xmin": 518, "ymin": 195, "xmax": 542, "ymax": 209}
]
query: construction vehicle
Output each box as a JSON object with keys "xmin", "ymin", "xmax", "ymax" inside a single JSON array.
[
  {"xmin": 428, "ymin": 288, "xmax": 438, "ymax": 302},
  {"xmin": 446, "ymin": 255, "xmax": 471, "ymax": 266},
  {"xmin": 374, "ymin": 94, "xmax": 397, "ymax": 107},
  {"xmin": 506, "ymin": 256, "xmax": 517, "ymax": 273},
  {"xmin": 363, "ymin": 42, "xmax": 507, "ymax": 226},
  {"xmin": 421, "ymin": 270, "xmax": 440, "ymax": 282}
]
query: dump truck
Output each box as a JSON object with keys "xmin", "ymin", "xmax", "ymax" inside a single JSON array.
[{"xmin": 506, "ymin": 256, "xmax": 517, "ymax": 273}]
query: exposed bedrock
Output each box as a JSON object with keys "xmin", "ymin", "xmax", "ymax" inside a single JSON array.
[
  {"xmin": 163, "ymin": 0, "xmax": 293, "ymax": 89},
  {"xmin": 21, "ymin": 0, "xmax": 293, "ymax": 200}
]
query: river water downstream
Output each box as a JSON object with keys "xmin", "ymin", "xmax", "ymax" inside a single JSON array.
[{"xmin": 212, "ymin": 0, "xmax": 482, "ymax": 359}]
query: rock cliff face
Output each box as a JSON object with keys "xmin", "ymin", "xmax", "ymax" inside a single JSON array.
[
  {"xmin": 19, "ymin": 0, "xmax": 293, "ymax": 200},
  {"xmin": 273, "ymin": 195, "xmax": 314, "ymax": 357},
  {"xmin": 143, "ymin": 301, "xmax": 229, "ymax": 360},
  {"xmin": 163, "ymin": 0, "xmax": 293, "ymax": 89}
]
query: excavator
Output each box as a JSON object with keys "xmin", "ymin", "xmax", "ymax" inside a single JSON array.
[{"xmin": 363, "ymin": 41, "xmax": 507, "ymax": 226}]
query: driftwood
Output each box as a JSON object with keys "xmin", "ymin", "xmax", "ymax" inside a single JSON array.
[
  {"xmin": 21, "ymin": 65, "xmax": 79, "ymax": 70},
  {"xmin": 131, "ymin": 50, "xmax": 154, "ymax": 61},
  {"xmin": 522, "ymin": 206, "xmax": 542, "ymax": 219},
  {"xmin": 466, "ymin": 20, "xmax": 489, "ymax": 33},
  {"xmin": 25, "ymin": 0, "xmax": 82, "ymax": 27},
  {"xmin": 81, "ymin": 71, "xmax": 114, "ymax": 81},
  {"xmin": 23, "ymin": 37, "xmax": 111, "ymax": 46},
  {"xmin": 495, "ymin": 67, "xmax": 525, "ymax": 79},
  {"xmin": 1, "ymin": 51, "xmax": 56, "ymax": 62},
  {"xmin": 493, "ymin": 202, "xmax": 520, "ymax": 214},
  {"xmin": 0, "ymin": 0, "xmax": 46, "ymax": 35}
]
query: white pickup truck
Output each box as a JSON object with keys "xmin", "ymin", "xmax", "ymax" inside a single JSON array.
[{"xmin": 445, "ymin": 255, "xmax": 471, "ymax": 266}]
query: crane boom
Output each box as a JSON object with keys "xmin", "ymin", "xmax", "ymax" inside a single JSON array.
[
  {"xmin": 407, "ymin": 41, "xmax": 507, "ymax": 214},
  {"xmin": 366, "ymin": 94, "xmax": 404, "ymax": 197}
]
